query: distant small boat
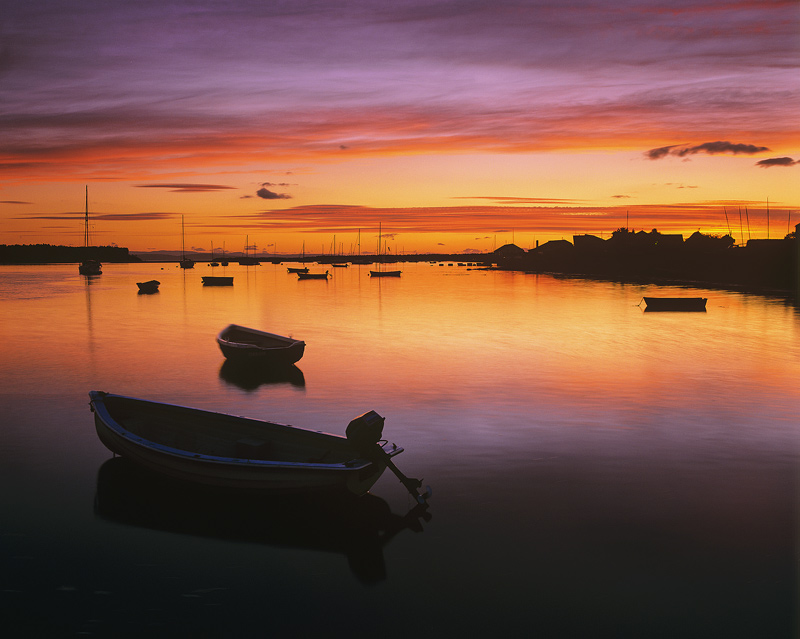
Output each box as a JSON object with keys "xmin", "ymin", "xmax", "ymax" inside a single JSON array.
[
  {"xmin": 79, "ymin": 186, "xmax": 102, "ymax": 276},
  {"xmin": 217, "ymin": 324, "xmax": 305, "ymax": 365},
  {"xmin": 287, "ymin": 266, "xmax": 309, "ymax": 274},
  {"xmin": 332, "ymin": 263, "xmax": 349, "ymax": 268},
  {"xmin": 297, "ymin": 271, "xmax": 330, "ymax": 280},
  {"xmin": 239, "ymin": 234, "xmax": 260, "ymax": 265},
  {"xmin": 136, "ymin": 280, "xmax": 160, "ymax": 294},
  {"xmin": 89, "ymin": 391, "xmax": 429, "ymax": 502},
  {"xmin": 79, "ymin": 260, "xmax": 102, "ymax": 276},
  {"xmin": 209, "ymin": 241, "xmax": 219, "ymax": 266},
  {"xmin": 641, "ymin": 297, "xmax": 707, "ymax": 312},
  {"xmin": 179, "ymin": 215, "xmax": 194, "ymax": 269},
  {"xmin": 369, "ymin": 222, "xmax": 401, "ymax": 278},
  {"xmin": 202, "ymin": 276, "xmax": 234, "ymax": 287}
]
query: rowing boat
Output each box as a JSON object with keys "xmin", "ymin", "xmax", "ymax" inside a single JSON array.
[
  {"xmin": 642, "ymin": 297, "xmax": 707, "ymax": 312},
  {"xmin": 202, "ymin": 276, "xmax": 233, "ymax": 286},
  {"xmin": 89, "ymin": 391, "xmax": 415, "ymax": 497},
  {"xmin": 297, "ymin": 271, "xmax": 329, "ymax": 280},
  {"xmin": 216, "ymin": 324, "xmax": 305, "ymax": 365},
  {"xmin": 136, "ymin": 280, "xmax": 160, "ymax": 294}
]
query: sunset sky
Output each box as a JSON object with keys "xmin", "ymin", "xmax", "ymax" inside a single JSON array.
[{"xmin": 1, "ymin": 0, "xmax": 798, "ymax": 255}]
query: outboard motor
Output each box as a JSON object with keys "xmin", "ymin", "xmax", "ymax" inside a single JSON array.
[
  {"xmin": 346, "ymin": 410, "xmax": 431, "ymax": 505},
  {"xmin": 346, "ymin": 410, "xmax": 385, "ymax": 454}
]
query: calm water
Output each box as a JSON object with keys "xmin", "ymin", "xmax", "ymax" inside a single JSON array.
[{"xmin": 1, "ymin": 262, "xmax": 797, "ymax": 637}]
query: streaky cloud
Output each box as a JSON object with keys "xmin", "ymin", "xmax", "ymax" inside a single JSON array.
[
  {"xmin": 256, "ymin": 187, "xmax": 291, "ymax": 200},
  {"xmin": 15, "ymin": 212, "xmax": 175, "ymax": 221},
  {"xmin": 453, "ymin": 196, "xmax": 588, "ymax": 205},
  {"xmin": 645, "ymin": 145, "xmax": 682, "ymax": 160},
  {"xmin": 756, "ymin": 157, "xmax": 797, "ymax": 168},
  {"xmin": 136, "ymin": 184, "xmax": 235, "ymax": 192},
  {"xmin": 677, "ymin": 141, "xmax": 770, "ymax": 156},
  {"xmin": 646, "ymin": 141, "xmax": 770, "ymax": 160}
]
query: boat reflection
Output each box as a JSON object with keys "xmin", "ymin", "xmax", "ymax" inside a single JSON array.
[
  {"xmin": 218, "ymin": 359, "xmax": 306, "ymax": 390},
  {"xmin": 94, "ymin": 457, "xmax": 431, "ymax": 584}
]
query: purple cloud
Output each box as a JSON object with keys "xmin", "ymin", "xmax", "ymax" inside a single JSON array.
[
  {"xmin": 136, "ymin": 184, "xmax": 235, "ymax": 192},
  {"xmin": 756, "ymin": 157, "xmax": 797, "ymax": 168},
  {"xmin": 646, "ymin": 141, "xmax": 770, "ymax": 160},
  {"xmin": 256, "ymin": 188, "xmax": 291, "ymax": 200}
]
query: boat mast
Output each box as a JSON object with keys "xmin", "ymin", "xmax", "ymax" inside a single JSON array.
[
  {"xmin": 182, "ymin": 215, "xmax": 186, "ymax": 260},
  {"xmin": 84, "ymin": 185, "xmax": 89, "ymax": 248}
]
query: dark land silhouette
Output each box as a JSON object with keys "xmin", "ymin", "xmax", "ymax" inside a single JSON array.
[
  {"xmin": 493, "ymin": 226, "xmax": 800, "ymax": 295},
  {"xmin": 0, "ymin": 244, "xmax": 142, "ymax": 264},
  {"xmin": 3, "ymin": 228, "xmax": 798, "ymax": 296}
]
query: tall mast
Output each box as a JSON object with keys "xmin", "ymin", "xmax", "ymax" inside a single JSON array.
[{"xmin": 84, "ymin": 185, "xmax": 89, "ymax": 248}]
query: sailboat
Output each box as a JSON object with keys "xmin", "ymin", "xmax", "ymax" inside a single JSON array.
[
  {"xmin": 220, "ymin": 242, "xmax": 229, "ymax": 267},
  {"xmin": 78, "ymin": 186, "xmax": 102, "ymax": 275},
  {"xmin": 179, "ymin": 215, "xmax": 194, "ymax": 269},
  {"xmin": 287, "ymin": 241, "xmax": 309, "ymax": 274},
  {"xmin": 369, "ymin": 223, "xmax": 401, "ymax": 277},
  {"xmin": 239, "ymin": 235, "xmax": 260, "ymax": 265},
  {"xmin": 209, "ymin": 241, "xmax": 219, "ymax": 267}
]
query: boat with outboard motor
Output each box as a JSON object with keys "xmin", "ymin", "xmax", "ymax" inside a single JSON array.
[{"xmin": 89, "ymin": 391, "xmax": 430, "ymax": 502}]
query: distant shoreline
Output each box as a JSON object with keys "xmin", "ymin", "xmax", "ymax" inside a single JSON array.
[
  {"xmin": 0, "ymin": 244, "xmax": 141, "ymax": 264},
  {"xmin": 2, "ymin": 238, "xmax": 797, "ymax": 297}
]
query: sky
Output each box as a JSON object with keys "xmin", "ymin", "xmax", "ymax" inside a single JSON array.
[{"xmin": 1, "ymin": 0, "xmax": 798, "ymax": 255}]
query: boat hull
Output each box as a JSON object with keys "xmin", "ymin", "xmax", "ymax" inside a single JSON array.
[
  {"xmin": 202, "ymin": 276, "xmax": 234, "ymax": 286},
  {"xmin": 216, "ymin": 324, "xmax": 305, "ymax": 365},
  {"xmin": 369, "ymin": 270, "xmax": 401, "ymax": 277},
  {"xmin": 642, "ymin": 297, "xmax": 707, "ymax": 312},
  {"xmin": 136, "ymin": 280, "xmax": 160, "ymax": 293},
  {"xmin": 89, "ymin": 391, "xmax": 399, "ymax": 496},
  {"xmin": 79, "ymin": 260, "xmax": 102, "ymax": 275}
]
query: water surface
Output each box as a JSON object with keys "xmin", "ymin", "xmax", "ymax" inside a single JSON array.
[{"xmin": 1, "ymin": 262, "xmax": 796, "ymax": 637}]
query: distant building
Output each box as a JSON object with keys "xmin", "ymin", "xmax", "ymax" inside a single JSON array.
[
  {"xmin": 573, "ymin": 234, "xmax": 606, "ymax": 252},
  {"xmin": 531, "ymin": 239, "xmax": 573, "ymax": 256},
  {"xmin": 493, "ymin": 243, "xmax": 526, "ymax": 258}
]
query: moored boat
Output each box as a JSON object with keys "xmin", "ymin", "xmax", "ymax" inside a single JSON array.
[
  {"xmin": 297, "ymin": 271, "xmax": 329, "ymax": 280},
  {"xmin": 642, "ymin": 297, "xmax": 707, "ymax": 312},
  {"xmin": 287, "ymin": 266, "xmax": 309, "ymax": 274},
  {"xmin": 179, "ymin": 215, "xmax": 194, "ymax": 269},
  {"xmin": 136, "ymin": 279, "xmax": 160, "ymax": 294},
  {"xmin": 88, "ymin": 391, "xmax": 427, "ymax": 500},
  {"xmin": 78, "ymin": 186, "xmax": 102, "ymax": 275},
  {"xmin": 239, "ymin": 235, "xmax": 260, "ymax": 265},
  {"xmin": 202, "ymin": 276, "xmax": 234, "ymax": 286},
  {"xmin": 79, "ymin": 260, "xmax": 103, "ymax": 276},
  {"xmin": 217, "ymin": 324, "xmax": 305, "ymax": 365},
  {"xmin": 370, "ymin": 222, "xmax": 401, "ymax": 278},
  {"xmin": 369, "ymin": 269, "xmax": 401, "ymax": 277}
]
